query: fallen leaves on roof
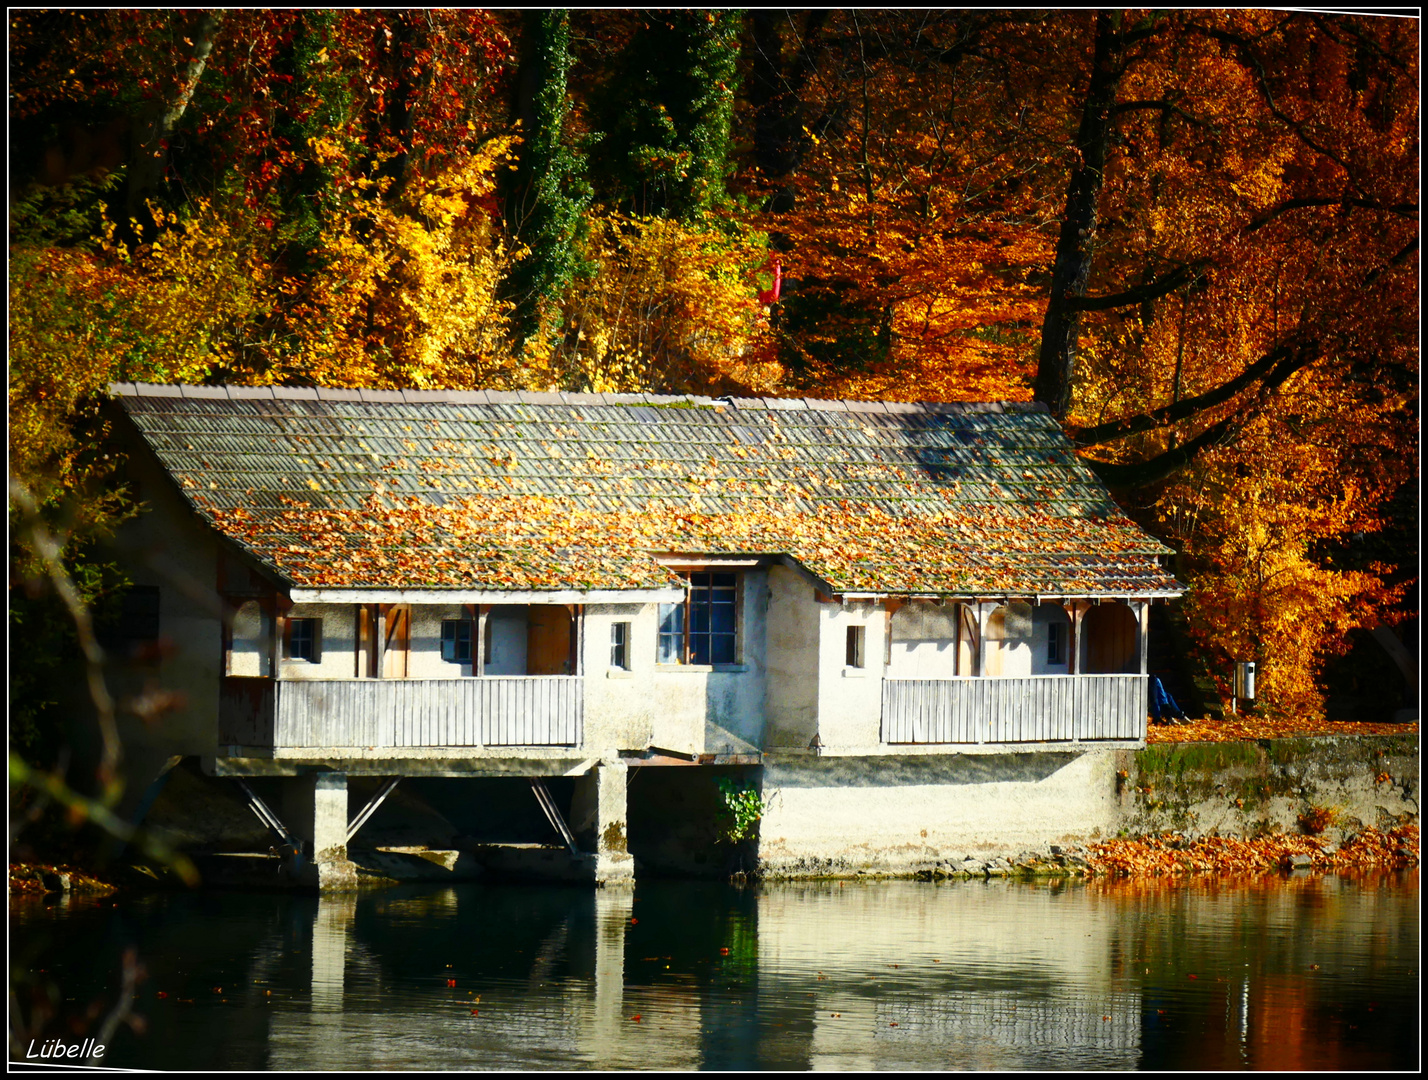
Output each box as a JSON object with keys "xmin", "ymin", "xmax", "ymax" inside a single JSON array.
[
  {"xmin": 123, "ymin": 392, "xmax": 1183, "ymax": 595},
  {"xmin": 201, "ymin": 489, "xmax": 1179, "ymax": 594}
]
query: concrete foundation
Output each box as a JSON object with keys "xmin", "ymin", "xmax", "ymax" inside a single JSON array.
[
  {"xmin": 142, "ymin": 735, "xmax": 1418, "ymax": 889},
  {"xmin": 571, "ymin": 762, "xmax": 635, "ymax": 886},
  {"xmin": 757, "ymin": 750, "xmax": 1123, "ymax": 877},
  {"xmin": 754, "ymin": 734, "xmax": 1419, "ymax": 878},
  {"xmin": 281, "ymin": 772, "xmax": 359, "ymax": 889}
]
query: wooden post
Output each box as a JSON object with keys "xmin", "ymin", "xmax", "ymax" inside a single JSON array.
[
  {"xmin": 1068, "ymin": 600, "xmax": 1088, "ymax": 675},
  {"xmin": 270, "ymin": 594, "xmax": 291, "ymax": 680},
  {"xmin": 974, "ymin": 601, "xmax": 996, "ymax": 678},
  {"xmin": 375, "ymin": 605, "xmax": 387, "ymax": 679},
  {"xmin": 476, "ymin": 604, "xmax": 489, "ymax": 677},
  {"xmin": 1134, "ymin": 600, "xmax": 1150, "ymax": 675}
]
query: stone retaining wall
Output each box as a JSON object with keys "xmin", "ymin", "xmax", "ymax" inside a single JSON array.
[
  {"xmin": 1117, "ymin": 734, "xmax": 1418, "ymax": 844},
  {"xmin": 754, "ymin": 735, "xmax": 1418, "ymax": 878}
]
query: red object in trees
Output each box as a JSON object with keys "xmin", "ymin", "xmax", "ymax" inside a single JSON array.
[{"xmin": 757, "ymin": 256, "xmax": 783, "ymax": 306}]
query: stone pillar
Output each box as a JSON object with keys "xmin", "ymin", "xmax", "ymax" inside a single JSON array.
[
  {"xmin": 571, "ymin": 762, "xmax": 635, "ymax": 886},
  {"xmin": 283, "ymin": 772, "xmax": 359, "ymax": 890}
]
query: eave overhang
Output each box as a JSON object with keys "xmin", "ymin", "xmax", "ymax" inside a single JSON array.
[{"xmin": 287, "ymin": 586, "xmax": 688, "ymax": 606}]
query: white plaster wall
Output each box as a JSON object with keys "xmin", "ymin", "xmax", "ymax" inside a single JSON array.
[
  {"xmin": 108, "ymin": 444, "xmax": 226, "ymax": 801},
  {"xmin": 408, "ymin": 604, "xmax": 474, "ymax": 679},
  {"xmin": 815, "ymin": 600, "xmax": 885, "ymax": 750},
  {"xmin": 758, "ymin": 750, "xmax": 1124, "ymax": 871},
  {"xmin": 993, "ymin": 601, "xmax": 1034, "ymax": 677},
  {"xmin": 647, "ymin": 569, "xmax": 770, "ymax": 755},
  {"xmin": 582, "ymin": 601, "xmax": 661, "ymax": 754},
  {"xmin": 229, "ymin": 599, "xmax": 267, "ymax": 677},
  {"xmin": 763, "ymin": 564, "xmax": 821, "ymax": 750},
  {"xmin": 887, "ymin": 603, "xmax": 960, "ymax": 679},
  {"xmin": 1030, "ymin": 604, "xmax": 1071, "ymax": 676},
  {"xmin": 281, "ymin": 604, "xmax": 356, "ymax": 680},
  {"xmin": 484, "ymin": 605, "xmax": 528, "ymax": 675}
]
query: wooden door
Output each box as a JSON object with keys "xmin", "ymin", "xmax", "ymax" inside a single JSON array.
[
  {"xmin": 1083, "ymin": 603, "xmax": 1137, "ymax": 674},
  {"xmin": 526, "ymin": 606, "xmax": 572, "ymax": 675},
  {"xmin": 381, "ymin": 604, "xmax": 410, "ymax": 678}
]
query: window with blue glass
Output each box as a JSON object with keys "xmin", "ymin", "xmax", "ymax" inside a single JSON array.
[
  {"xmin": 285, "ymin": 618, "xmax": 321, "ymax": 662},
  {"xmin": 441, "ymin": 619, "xmax": 474, "ymax": 663},
  {"xmin": 658, "ymin": 572, "xmax": 738, "ymax": 665}
]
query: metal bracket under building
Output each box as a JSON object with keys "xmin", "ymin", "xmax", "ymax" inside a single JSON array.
[
  {"xmin": 347, "ymin": 777, "xmax": 401, "ymax": 843},
  {"xmin": 529, "ymin": 778, "xmax": 578, "ymax": 853},
  {"xmin": 233, "ymin": 777, "xmax": 297, "ymax": 849}
]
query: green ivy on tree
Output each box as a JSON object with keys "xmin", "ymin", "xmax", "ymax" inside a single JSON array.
[{"xmin": 503, "ymin": 9, "xmax": 593, "ymax": 353}]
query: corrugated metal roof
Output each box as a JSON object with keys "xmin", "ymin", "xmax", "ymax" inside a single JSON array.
[{"xmin": 112, "ymin": 384, "xmax": 1183, "ymax": 598}]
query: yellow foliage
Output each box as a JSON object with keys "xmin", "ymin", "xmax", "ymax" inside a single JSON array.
[
  {"xmin": 265, "ymin": 142, "xmax": 519, "ymax": 390},
  {"xmin": 553, "ymin": 214, "xmax": 776, "ymax": 395}
]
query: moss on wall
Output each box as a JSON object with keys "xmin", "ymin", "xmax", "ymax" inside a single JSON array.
[{"xmin": 1124, "ymin": 734, "xmax": 1418, "ymax": 840}]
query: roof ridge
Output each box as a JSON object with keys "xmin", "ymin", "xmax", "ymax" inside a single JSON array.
[{"xmin": 106, "ymin": 381, "xmax": 1049, "ymax": 414}]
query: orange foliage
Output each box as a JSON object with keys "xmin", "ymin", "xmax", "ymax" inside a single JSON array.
[
  {"xmin": 1085, "ymin": 824, "xmax": 1419, "ymax": 879},
  {"xmin": 1147, "ymin": 717, "xmax": 1417, "ymax": 745},
  {"xmin": 548, "ymin": 213, "xmax": 773, "ymax": 395}
]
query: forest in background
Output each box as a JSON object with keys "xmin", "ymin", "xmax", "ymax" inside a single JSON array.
[{"xmin": 8, "ymin": 9, "xmax": 1418, "ymax": 749}]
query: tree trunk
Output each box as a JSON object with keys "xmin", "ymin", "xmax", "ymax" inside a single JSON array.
[
  {"xmin": 125, "ymin": 10, "xmax": 224, "ymax": 219},
  {"xmin": 748, "ymin": 10, "xmax": 828, "ymax": 219},
  {"xmin": 1033, "ymin": 11, "xmax": 1126, "ymax": 419}
]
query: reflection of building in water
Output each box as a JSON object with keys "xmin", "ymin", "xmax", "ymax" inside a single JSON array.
[
  {"xmin": 868, "ymin": 990, "xmax": 1142, "ymax": 1069},
  {"xmin": 260, "ymin": 887, "xmax": 707, "ymax": 1071},
  {"xmin": 756, "ymin": 881, "xmax": 1143, "ymax": 1069}
]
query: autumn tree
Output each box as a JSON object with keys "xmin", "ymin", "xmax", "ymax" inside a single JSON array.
[
  {"xmin": 590, "ymin": 10, "xmax": 742, "ymax": 221},
  {"xmin": 743, "ymin": 11, "xmax": 1067, "ymax": 398},
  {"xmin": 501, "ymin": 9, "xmax": 593, "ymax": 356},
  {"xmin": 1027, "ymin": 10, "xmax": 1418, "ymax": 716}
]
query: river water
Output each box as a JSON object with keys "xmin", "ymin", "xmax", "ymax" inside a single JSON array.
[{"xmin": 10, "ymin": 871, "xmax": 1418, "ymax": 1071}]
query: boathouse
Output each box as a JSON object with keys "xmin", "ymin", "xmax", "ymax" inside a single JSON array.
[{"xmin": 105, "ymin": 383, "xmax": 1183, "ymax": 887}]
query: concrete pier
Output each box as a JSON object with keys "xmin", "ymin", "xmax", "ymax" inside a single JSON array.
[
  {"xmin": 282, "ymin": 772, "xmax": 359, "ymax": 890},
  {"xmin": 572, "ymin": 761, "xmax": 635, "ymax": 886}
]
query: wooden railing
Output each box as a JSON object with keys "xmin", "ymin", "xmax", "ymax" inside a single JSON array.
[
  {"xmin": 881, "ymin": 675, "xmax": 1146, "ymax": 745},
  {"xmin": 219, "ymin": 677, "xmax": 584, "ymax": 749}
]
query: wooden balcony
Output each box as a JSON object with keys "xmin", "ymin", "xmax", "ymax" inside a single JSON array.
[
  {"xmin": 881, "ymin": 675, "xmax": 1146, "ymax": 745},
  {"xmin": 219, "ymin": 676, "xmax": 584, "ymax": 750}
]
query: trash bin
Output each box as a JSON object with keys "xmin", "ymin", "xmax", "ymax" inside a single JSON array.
[{"xmin": 1233, "ymin": 661, "xmax": 1256, "ymax": 701}]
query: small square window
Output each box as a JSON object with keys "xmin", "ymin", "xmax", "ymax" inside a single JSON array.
[
  {"xmin": 846, "ymin": 625, "xmax": 866, "ymax": 669},
  {"xmin": 610, "ymin": 622, "xmax": 630, "ymax": 670},
  {"xmin": 286, "ymin": 618, "xmax": 321, "ymax": 663},
  {"xmin": 98, "ymin": 585, "xmax": 160, "ymax": 659},
  {"xmin": 1048, "ymin": 622, "xmax": 1065, "ymax": 665},
  {"xmin": 442, "ymin": 619, "xmax": 474, "ymax": 663}
]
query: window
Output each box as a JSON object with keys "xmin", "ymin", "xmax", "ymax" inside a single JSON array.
[
  {"xmin": 610, "ymin": 622, "xmax": 630, "ymax": 669},
  {"xmin": 1047, "ymin": 621, "xmax": 1065, "ymax": 665},
  {"xmin": 442, "ymin": 619, "xmax": 474, "ymax": 663},
  {"xmin": 659, "ymin": 572, "xmax": 738, "ymax": 665},
  {"xmin": 286, "ymin": 618, "xmax": 321, "ymax": 662},
  {"xmin": 97, "ymin": 585, "xmax": 161, "ymax": 663},
  {"xmin": 846, "ymin": 625, "xmax": 866, "ymax": 669}
]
